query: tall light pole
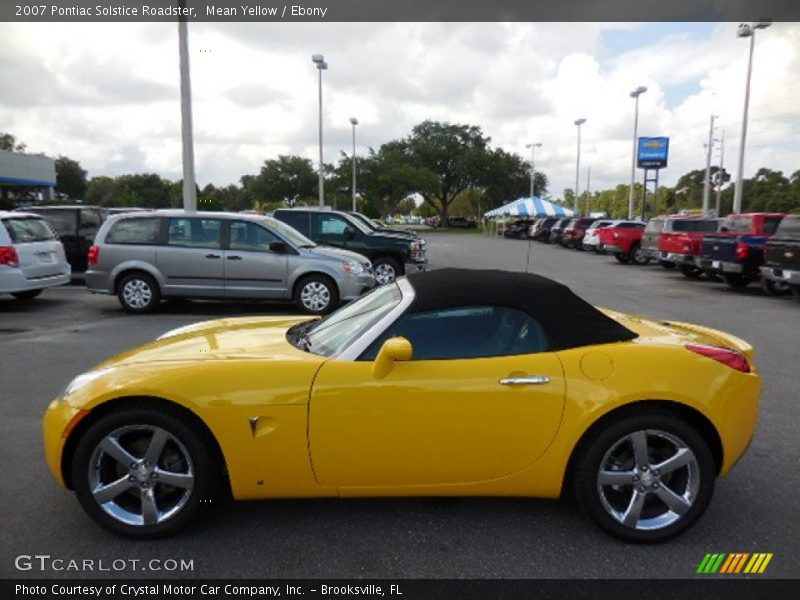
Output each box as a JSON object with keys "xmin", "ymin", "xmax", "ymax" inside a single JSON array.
[
  {"xmin": 702, "ymin": 115, "xmax": 717, "ymax": 216},
  {"xmin": 312, "ymin": 54, "xmax": 328, "ymax": 207},
  {"xmin": 628, "ymin": 86, "xmax": 647, "ymax": 219},
  {"xmin": 177, "ymin": 0, "xmax": 196, "ymax": 212},
  {"xmin": 716, "ymin": 131, "xmax": 725, "ymax": 216},
  {"xmin": 349, "ymin": 117, "xmax": 358, "ymax": 212},
  {"xmin": 733, "ymin": 21, "xmax": 771, "ymax": 214},
  {"xmin": 574, "ymin": 118, "xmax": 586, "ymax": 214},
  {"xmin": 525, "ymin": 143, "xmax": 542, "ymax": 198}
]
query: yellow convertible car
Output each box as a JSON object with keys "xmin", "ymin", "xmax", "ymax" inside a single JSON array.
[{"xmin": 43, "ymin": 269, "xmax": 760, "ymax": 542}]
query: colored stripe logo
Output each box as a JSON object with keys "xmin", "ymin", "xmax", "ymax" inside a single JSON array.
[{"xmin": 697, "ymin": 553, "xmax": 773, "ymax": 574}]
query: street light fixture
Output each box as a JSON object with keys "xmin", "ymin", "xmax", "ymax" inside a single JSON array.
[
  {"xmin": 627, "ymin": 86, "xmax": 647, "ymax": 219},
  {"xmin": 733, "ymin": 20, "xmax": 771, "ymax": 214},
  {"xmin": 574, "ymin": 118, "xmax": 586, "ymax": 214},
  {"xmin": 525, "ymin": 142, "xmax": 543, "ymax": 198},
  {"xmin": 350, "ymin": 117, "xmax": 359, "ymax": 212},
  {"xmin": 312, "ymin": 54, "xmax": 328, "ymax": 207}
]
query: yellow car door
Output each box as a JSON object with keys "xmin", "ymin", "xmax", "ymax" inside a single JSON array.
[{"xmin": 309, "ymin": 304, "xmax": 566, "ymax": 488}]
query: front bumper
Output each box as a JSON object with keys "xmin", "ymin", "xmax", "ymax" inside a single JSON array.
[
  {"xmin": 760, "ymin": 266, "xmax": 800, "ymax": 285},
  {"xmin": 340, "ymin": 271, "xmax": 377, "ymax": 301},
  {"xmin": 0, "ymin": 268, "xmax": 71, "ymax": 294},
  {"xmin": 43, "ymin": 397, "xmax": 83, "ymax": 488},
  {"xmin": 405, "ymin": 258, "xmax": 428, "ymax": 273}
]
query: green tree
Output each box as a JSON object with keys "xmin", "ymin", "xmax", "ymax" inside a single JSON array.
[
  {"xmin": 55, "ymin": 156, "xmax": 88, "ymax": 199},
  {"xmin": 479, "ymin": 148, "xmax": 545, "ymax": 210},
  {"xmin": 0, "ymin": 132, "xmax": 26, "ymax": 152},
  {"xmin": 85, "ymin": 176, "xmax": 118, "ymax": 205},
  {"xmin": 243, "ymin": 155, "xmax": 317, "ymax": 207}
]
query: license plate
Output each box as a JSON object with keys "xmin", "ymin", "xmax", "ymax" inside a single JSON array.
[{"xmin": 712, "ymin": 261, "xmax": 721, "ymax": 269}]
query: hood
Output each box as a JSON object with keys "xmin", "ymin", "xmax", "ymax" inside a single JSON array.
[
  {"xmin": 377, "ymin": 226, "xmax": 417, "ymax": 238},
  {"xmin": 301, "ymin": 245, "xmax": 371, "ymax": 265},
  {"xmin": 97, "ymin": 316, "xmax": 321, "ymax": 367},
  {"xmin": 367, "ymin": 231, "xmax": 417, "ymax": 244}
]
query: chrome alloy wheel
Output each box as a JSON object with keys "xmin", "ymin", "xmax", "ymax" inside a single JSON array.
[
  {"xmin": 88, "ymin": 425, "xmax": 194, "ymax": 526},
  {"xmin": 596, "ymin": 429, "xmax": 700, "ymax": 531},
  {"xmin": 633, "ymin": 247, "xmax": 648, "ymax": 264},
  {"xmin": 122, "ymin": 279, "xmax": 153, "ymax": 310},
  {"xmin": 300, "ymin": 281, "xmax": 331, "ymax": 312},
  {"xmin": 374, "ymin": 262, "xmax": 397, "ymax": 285}
]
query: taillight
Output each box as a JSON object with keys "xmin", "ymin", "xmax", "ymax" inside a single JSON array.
[
  {"xmin": 735, "ymin": 242, "xmax": 749, "ymax": 260},
  {"xmin": 87, "ymin": 245, "xmax": 100, "ymax": 266},
  {"xmin": 613, "ymin": 231, "xmax": 620, "ymax": 240},
  {"xmin": 0, "ymin": 246, "xmax": 19, "ymax": 267},
  {"xmin": 686, "ymin": 344, "xmax": 750, "ymax": 373}
]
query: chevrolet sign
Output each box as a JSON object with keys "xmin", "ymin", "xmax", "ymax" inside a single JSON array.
[{"xmin": 637, "ymin": 137, "xmax": 670, "ymax": 169}]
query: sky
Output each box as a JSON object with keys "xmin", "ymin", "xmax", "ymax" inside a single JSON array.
[{"xmin": 1, "ymin": 21, "xmax": 798, "ymax": 201}]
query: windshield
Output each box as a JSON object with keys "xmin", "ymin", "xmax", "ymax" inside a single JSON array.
[
  {"xmin": 344, "ymin": 213, "xmax": 373, "ymax": 235},
  {"xmin": 302, "ymin": 283, "xmax": 403, "ymax": 356},
  {"xmin": 263, "ymin": 216, "xmax": 316, "ymax": 248},
  {"xmin": 353, "ymin": 213, "xmax": 379, "ymax": 230},
  {"xmin": 644, "ymin": 219, "xmax": 663, "ymax": 234}
]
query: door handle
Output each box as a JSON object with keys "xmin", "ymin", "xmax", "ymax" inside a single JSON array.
[
  {"xmin": 499, "ymin": 376, "xmax": 550, "ymax": 386},
  {"xmin": 205, "ymin": 253, "xmax": 221, "ymax": 259},
  {"xmin": 227, "ymin": 255, "xmax": 242, "ymax": 261}
]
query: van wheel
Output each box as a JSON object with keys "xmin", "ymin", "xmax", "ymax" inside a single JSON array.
[
  {"xmin": 573, "ymin": 409, "xmax": 715, "ymax": 543},
  {"xmin": 11, "ymin": 289, "xmax": 43, "ymax": 300},
  {"xmin": 118, "ymin": 273, "xmax": 161, "ymax": 314},
  {"xmin": 295, "ymin": 274, "xmax": 339, "ymax": 315},
  {"xmin": 373, "ymin": 257, "xmax": 403, "ymax": 285}
]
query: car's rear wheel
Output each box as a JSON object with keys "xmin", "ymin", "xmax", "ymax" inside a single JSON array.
[
  {"xmin": 659, "ymin": 261, "xmax": 676, "ymax": 270},
  {"xmin": 295, "ymin": 274, "xmax": 339, "ymax": 315},
  {"xmin": 723, "ymin": 274, "xmax": 754, "ymax": 289},
  {"xmin": 71, "ymin": 407, "xmax": 219, "ymax": 538},
  {"xmin": 614, "ymin": 253, "xmax": 630, "ymax": 264},
  {"xmin": 679, "ymin": 264, "xmax": 703, "ymax": 279},
  {"xmin": 117, "ymin": 272, "xmax": 160, "ymax": 314},
  {"xmin": 373, "ymin": 257, "xmax": 403, "ymax": 285},
  {"xmin": 11, "ymin": 289, "xmax": 43, "ymax": 300},
  {"xmin": 761, "ymin": 278, "xmax": 790, "ymax": 296},
  {"xmin": 573, "ymin": 409, "xmax": 715, "ymax": 543},
  {"xmin": 791, "ymin": 285, "xmax": 800, "ymax": 302}
]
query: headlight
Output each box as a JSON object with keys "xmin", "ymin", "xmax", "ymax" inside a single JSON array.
[
  {"xmin": 343, "ymin": 260, "xmax": 364, "ymax": 275},
  {"xmin": 61, "ymin": 367, "xmax": 116, "ymax": 400}
]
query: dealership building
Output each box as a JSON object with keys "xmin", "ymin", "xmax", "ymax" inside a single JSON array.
[{"xmin": 0, "ymin": 149, "xmax": 57, "ymax": 200}]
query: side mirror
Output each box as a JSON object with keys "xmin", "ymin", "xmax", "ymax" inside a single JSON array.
[
  {"xmin": 269, "ymin": 241, "xmax": 288, "ymax": 253},
  {"xmin": 371, "ymin": 336, "xmax": 413, "ymax": 379},
  {"xmin": 344, "ymin": 226, "xmax": 357, "ymax": 240}
]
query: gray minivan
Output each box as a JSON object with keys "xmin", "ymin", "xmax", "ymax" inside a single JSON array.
[{"xmin": 85, "ymin": 210, "xmax": 375, "ymax": 315}]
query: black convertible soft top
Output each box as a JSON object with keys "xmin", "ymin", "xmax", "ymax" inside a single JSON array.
[{"xmin": 405, "ymin": 268, "xmax": 637, "ymax": 351}]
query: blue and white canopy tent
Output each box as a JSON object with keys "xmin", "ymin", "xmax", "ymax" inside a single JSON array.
[{"xmin": 484, "ymin": 196, "xmax": 576, "ymax": 219}]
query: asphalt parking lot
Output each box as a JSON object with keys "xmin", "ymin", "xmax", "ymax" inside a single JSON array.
[{"xmin": 1, "ymin": 233, "xmax": 798, "ymax": 579}]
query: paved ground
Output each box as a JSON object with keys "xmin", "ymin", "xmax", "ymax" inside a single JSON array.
[{"xmin": 1, "ymin": 233, "xmax": 798, "ymax": 579}]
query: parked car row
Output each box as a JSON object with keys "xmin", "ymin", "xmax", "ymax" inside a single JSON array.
[
  {"xmin": 3, "ymin": 205, "xmax": 429, "ymax": 315},
  {"xmin": 424, "ymin": 215, "xmax": 478, "ymax": 228},
  {"xmin": 521, "ymin": 212, "xmax": 800, "ymax": 301}
]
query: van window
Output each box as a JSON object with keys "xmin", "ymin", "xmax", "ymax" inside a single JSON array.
[
  {"xmin": 2, "ymin": 217, "xmax": 56, "ymax": 243},
  {"xmin": 167, "ymin": 218, "xmax": 222, "ymax": 249},
  {"xmin": 106, "ymin": 218, "xmax": 162, "ymax": 245},
  {"xmin": 30, "ymin": 209, "xmax": 76, "ymax": 236}
]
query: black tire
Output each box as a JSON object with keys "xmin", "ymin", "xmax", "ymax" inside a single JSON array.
[
  {"xmin": 659, "ymin": 261, "xmax": 676, "ymax": 270},
  {"xmin": 761, "ymin": 278, "xmax": 790, "ymax": 296},
  {"xmin": 117, "ymin": 272, "xmax": 161, "ymax": 314},
  {"xmin": 614, "ymin": 253, "xmax": 630, "ymax": 264},
  {"xmin": 372, "ymin": 256, "xmax": 404, "ymax": 285},
  {"xmin": 629, "ymin": 243, "xmax": 650, "ymax": 266},
  {"xmin": 71, "ymin": 405, "xmax": 220, "ymax": 538},
  {"xmin": 11, "ymin": 289, "xmax": 43, "ymax": 300},
  {"xmin": 572, "ymin": 408, "xmax": 716, "ymax": 543},
  {"xmin": 723, "ymin": 274, "xmax": 754, "ymax": 289},
  {"xmin": 679, "ymin": 264, "xmax": 702, "ymax": 279},
  {"xmin": 791, "ymin": 285, "xmax": 800, "ymax": 302},
  {"xmin": 294, "ymin": 273, "xmax": 339, "ymax": 315}
]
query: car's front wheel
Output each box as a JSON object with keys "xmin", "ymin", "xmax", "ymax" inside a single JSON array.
[
  {"xmin": 117, "ymin": 272, "xmax": 161, "ymax": 314},
  {"xmin": 373, "ymin": 257, "xmax": 403, "ymax": 285},
  {"xmin": 11, "ymin": 289, "xmax": 43, "ymax": 300},
  {"xmin": 573, "ymin": 409, "xmax": 715, "ymax": 543},
  {"xmin": 295, "ymin": 274, "xmax": 339, "ymax": 315},
  {"xmin": 71, "ymin": 406, "xmax": 220, "ymax": 538}
]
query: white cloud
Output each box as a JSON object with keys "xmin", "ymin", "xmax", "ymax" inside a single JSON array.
[{"xmin": 0, "ymin": 21, "xmax": 798, "ymax": 200}]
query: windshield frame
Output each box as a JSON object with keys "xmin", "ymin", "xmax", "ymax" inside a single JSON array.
[{"xmin": 262, "ymin": 216, "xmax": 317, "ymax": 248}]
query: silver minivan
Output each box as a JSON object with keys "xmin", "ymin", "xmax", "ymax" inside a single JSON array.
[
  {"xmin": 0, "ymin": 211, "xmax": 71, "ymax": 299},
  {"xmin": 85, "ymin": 210, "xmax": 376, "ymax": 315}
]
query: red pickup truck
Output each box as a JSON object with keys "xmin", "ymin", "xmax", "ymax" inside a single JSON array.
[
  {"xmin": 596, "ymin": 221, "xmax": 647, "ymax": 264},
  {"xmin": 658, "ymin": 216, "xmax": 722, "ymax": 278}
]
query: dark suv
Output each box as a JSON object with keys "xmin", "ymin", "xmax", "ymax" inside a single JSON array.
[
  {"xmin": 16, "ymin": 205, "xmax": 105, "ymax": 272},
  {"xmin": 274, "ymin": 207, "xmax": 427, "ymax": 284}
]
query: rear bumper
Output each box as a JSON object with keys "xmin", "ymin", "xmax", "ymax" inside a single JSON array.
[
  {"xmin": 760, "ymin": 266, "xmax": 800, "ymax": 285},
  {"xmin": 661, "ymin": 251, "xmax": 694, "ymax": 264},
  {"xmin": 84, "ymin": 269, "xmax": 114, "ymax": 294},
  {"xmin": 0, "ymin": 268, "xmax": 71, "ymax": 294},
  {"xmin": 702, "ymin": 259, "xmax": 744, "ymax": 274},
  {"xmin": 604, "ymin": 244, "xmax": 624, "ymax": 254}
]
